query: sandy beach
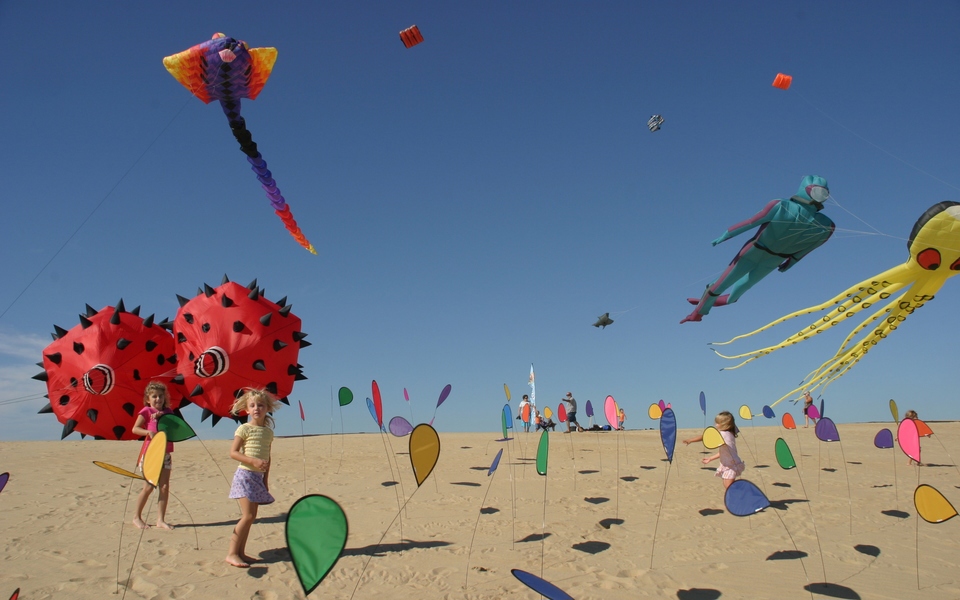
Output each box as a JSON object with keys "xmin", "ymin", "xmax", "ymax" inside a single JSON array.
[{"xmin": 2, "ymin": 422, "xmax": 959, "ymax": 599}]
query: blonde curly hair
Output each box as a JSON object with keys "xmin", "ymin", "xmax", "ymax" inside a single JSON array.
[{"xmin": 231, "ymin": 388, "xmax": 281, "ymax": 428}]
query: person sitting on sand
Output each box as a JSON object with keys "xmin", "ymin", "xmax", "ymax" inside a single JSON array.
[{"xmin": 535, "ymin": 410, "xmax": 556, "ymax": 432}]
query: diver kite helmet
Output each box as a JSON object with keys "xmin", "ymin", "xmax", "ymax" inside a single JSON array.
[{"xmin": 793, "ymin": 175, "xmax": 830, "ymax": 210}]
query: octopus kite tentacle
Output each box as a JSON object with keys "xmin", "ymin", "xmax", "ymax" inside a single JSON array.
[
  {"xmin": 711, "ymin": 267, "xmax": 906, "ymax": 350},
  {"xmin": 711, "ymin": 202, "xmax": 960, "ymax": 407},
  {"xmin": 766, "ymin": 281, "xmax": 942, "ymax": 406}
]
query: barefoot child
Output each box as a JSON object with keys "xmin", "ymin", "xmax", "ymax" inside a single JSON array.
[
  {"xmin": 683, "ymin": 411, "xmax": 746, "ymax": 489},
  {"xmin": 132, "ymin": 381, "xmax": 175, "ymax": 530},
  {"xmin": 225, "ymin": 388, "xmax": 281, "ymax": 568}
]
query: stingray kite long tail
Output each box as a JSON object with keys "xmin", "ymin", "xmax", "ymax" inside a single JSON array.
[{"xmin": 221, "ymin": 101, "xmax": 316, "ymax": 254}]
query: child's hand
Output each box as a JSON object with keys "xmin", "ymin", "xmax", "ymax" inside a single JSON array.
[
  {"xmin": 253, "ymin": 458, "xmax": 269, "ymax": 471},
  {"xmin": 701, "ymin": 456, "xmax": 712, "ymax": 465},
  {"xmin": 683, "ymin": 439, "xmax": 691, "ymax": 445}
]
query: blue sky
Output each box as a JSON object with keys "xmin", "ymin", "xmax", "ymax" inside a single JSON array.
[{"xmin": 1, "ymin": 2, "xmax": 958, "ymax": 441}]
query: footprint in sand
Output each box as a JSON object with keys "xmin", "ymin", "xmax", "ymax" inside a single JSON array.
[{"xmin": 168, "ymin": 584, "xmax": 195, "ymax": 598}]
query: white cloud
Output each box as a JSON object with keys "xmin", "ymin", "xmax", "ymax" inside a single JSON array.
[
  {"xmin": 0, "ymin": 330, "xmax": 50, "ymax": 361},
  {"xmin": 0, "ymin": 330, "xmax": 58, "ymax": 440}
]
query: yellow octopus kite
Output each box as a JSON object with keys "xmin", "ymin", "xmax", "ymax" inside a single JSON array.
[{"xmin": 712, "ymin": 201, "xmax": 960, "ymax": 406}]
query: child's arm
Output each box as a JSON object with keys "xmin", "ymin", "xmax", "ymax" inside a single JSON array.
[
  {"xmin": 701, "ymin": 452, "xmax": 720, "ymax": 464},
  {"xmin": 682, "ymin": 435, "xmax": 703, "ymax": 445},
  {"xmin": 229, "ymin": 436, "xmax": 269, "ymax": 471},
  {"xmin": 262, "ymin": 462, "xmax": 270, "ymax": 491},
  {"xmin": 131, "ymin": 414, "xmax": 150, "ymax": 438}
]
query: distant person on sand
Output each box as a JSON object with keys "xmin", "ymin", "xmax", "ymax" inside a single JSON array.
[
  {"xmin": 618, "ymin": 407, "xmax": 626, "ymax": 431},
  {"xmin": 132, "ymin": 381, "xmax": 175, "ymax": 530},
  {"xmin": 903, "ymin": 410, "xmax": 924, "ymax": 466},
  {"xmin": 562, "ymin": 392, "xmax": 584, "ymax": 432},
  {"xmin": 683, "ymin": 411, "xmax": 745, "ymax": 489},
  {"xmin": 802, "ymin": 391, "xmax": 817, "ymax": 428},
  {"xmin": 535, "ymin": 410, "xmax": 556, "ymax": 432},
  {"xmin": 518, "ymin": 395, "xmax": 532, "ymax": 433}
]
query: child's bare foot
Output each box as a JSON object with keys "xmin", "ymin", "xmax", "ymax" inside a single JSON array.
[
  {"xmin": 133, "ymin": 517, "xmax": 149, "ymax": 530},
  {"xmin": 156, "ymin": 520, "xmax": 174, "ymax": 530},
  {"xmin": 241, "ymin": 554, "xmax": 257, "ymax": 564},
  {"xmin": 225, "ymin": 555, "xmax": 250, "ymax": 568}
]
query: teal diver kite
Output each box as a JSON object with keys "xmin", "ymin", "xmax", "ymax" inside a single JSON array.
[{"xmin": 681, "ymin": 176, "xmax": 835, "ymax": 324}]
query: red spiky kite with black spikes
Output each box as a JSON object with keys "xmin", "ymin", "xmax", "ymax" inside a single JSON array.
[
  {"xmin": 173, "ymin": 276, "xmax": 309, "ymax": 426},
  {"xmin": 35, "ymin": 300, "xmax": 188, "ymax": 440}
]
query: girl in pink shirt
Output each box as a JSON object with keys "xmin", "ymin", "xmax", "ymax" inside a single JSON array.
[
  {"xmin": 683, "ymin": 411, "xmax": 746, "ymax": 489},
  {"xmin": 132, "ymin": 381, "xmax": 175, "ymax": 530}
]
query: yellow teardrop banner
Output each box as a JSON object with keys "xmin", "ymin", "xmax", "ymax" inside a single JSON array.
[
  {"xmin": 143, "ymin": 431, "xmax": 167, "ymax": 487},
  {"xmin": 702, "ymin": 426, "xmax": 725, "ymax": 450}
]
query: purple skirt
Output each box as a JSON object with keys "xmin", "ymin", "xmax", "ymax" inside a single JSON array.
[{"xmin": 229, "ymin": 468, "xmax": 275, "ymax": 504}]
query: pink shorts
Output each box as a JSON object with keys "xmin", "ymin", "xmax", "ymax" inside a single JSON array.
[{"xmin": 716, "ymin": 461, "xmax": 745, "ymax": 480}]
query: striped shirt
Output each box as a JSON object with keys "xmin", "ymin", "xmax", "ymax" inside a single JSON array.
[{"xmin": 234, "ymin": 423, "xmax": 274, "ymax": 472}]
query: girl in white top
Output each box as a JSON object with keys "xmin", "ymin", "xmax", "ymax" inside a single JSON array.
[
  {"xmin": 225, "ymin": 388, "xmax": 281, "ymax": 568},
  {"xmin": 683, "ymin": 411, "xmax": 746, "ymax": 489}
]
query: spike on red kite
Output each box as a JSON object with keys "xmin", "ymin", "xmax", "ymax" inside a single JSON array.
[{"xmin": 400, "ymin": 25, "xmax": 423, "ymax": 48}]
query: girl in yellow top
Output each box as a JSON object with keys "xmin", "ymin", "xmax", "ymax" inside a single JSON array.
[{"xmin": 226, "ymin": 388, "xmax": 281, "ymax": 568}]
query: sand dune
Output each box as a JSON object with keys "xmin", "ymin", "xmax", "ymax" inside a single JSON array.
[{"xmin": 2, "ymin": 422, "xmax": 959, "ymax": 599}]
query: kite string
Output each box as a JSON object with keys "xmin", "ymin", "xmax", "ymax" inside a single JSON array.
[
  {"xmin": 791, "ymin": 464, "xmax": 827, "ymax": 584},
  {"xmin": 892, "ymin": 441, "xmax": 899, "ymax": 511},
  {"xmin": 113, "ymin": 476, "xmax": 137, "ymax": 595},
  {"xmin": 0, "ymin": 96, "xmax": 192, "ymax": 323},
  {"xmin": 915, "ymin": 466, "xmax": 921, "ymax": 591},
  {"xmin": 120, "ymin": 493, "xmax": 155, "ymax": 600},
  {"xmin": 337, "ymin": 402, "xmax": 346, "ymax": 475},
  {"xmin": 300, "ymin": 412, "xmax": 306, "ymax": 496},
  {"xmin": 615, "ymin": 433, "xmax": 621, "ymax": 520},
  {"xmin": 930, "ymin": 434, "xmax": 960, "ymax": 484},
  {"xmin": 649, "ymin": 462, "xmax": 671, "ymax": 569},
  {"xmin": 770, "ymin": 509, "xmax": 813, "ymax": 599},
  {"xmin": 378, "ymin": 430, "xmax": 404, "ymax": 544},
  {"xmin": 795, "ymin": 89, "xmax": 960, "ymax": 193},
  {"xmin": 507, "ymin": 439, "xmax": 517, "ymax": 552},
  {"xmin": 349, "ymin": 485, "xmax": 424, "ymax": 600},
  {"xmin": 464, "ymin": 469, "xmax": 499, "ymax": 589},
  {"xmin": 385, "ymin": 433, "xmax": 410, "ymax": 518},
  {"xmin": 839, "ymin": 442, "xmax": 853, "ymax": 535},
  {"xmin": 169, "ymin": 490, "xmax": 200, "ymax": 550},
  {"xmin": 540, "ymin": 468, "xmax": 548, "ymax": 581}
]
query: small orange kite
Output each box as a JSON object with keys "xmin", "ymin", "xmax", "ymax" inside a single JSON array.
[
  {"xmin": 400, "ymin": 25, "xmax": 424, "ymax": 48},
  {"xmin": 772, "ymin": 73, "xmax": 792, "ymax": 90}
]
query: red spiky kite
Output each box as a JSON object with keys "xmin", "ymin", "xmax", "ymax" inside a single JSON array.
[
  {"xmin": 173, "ymin": 277, "xmax": 309, "ymax": 425},
  {"xmin": 35, "ymin": 301, "xmax": 187, "ymax": 440}
]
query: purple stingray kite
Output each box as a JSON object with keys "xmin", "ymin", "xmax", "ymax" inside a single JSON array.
[{"xmin": 164, "ymin": 33, "xmax": 316, "ymax": 254}]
